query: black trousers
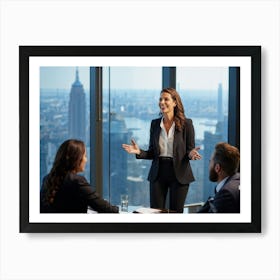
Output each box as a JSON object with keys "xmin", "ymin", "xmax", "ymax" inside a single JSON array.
[{"xmin": 150, "ymin": 157, "xmax": 189, "ymax": 213}]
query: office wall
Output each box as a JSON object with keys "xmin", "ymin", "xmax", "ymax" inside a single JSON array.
[{"xmin": 0, "ymin": 0, "xmax": 279, "ymax": 279}]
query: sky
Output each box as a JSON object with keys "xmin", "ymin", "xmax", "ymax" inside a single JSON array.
[
  {"xmin": 40, "ymin": 67, "xmax": 90, "ymax": 90},
  {"xmin": 40, "ymin": 66, "xmax": 229, "ymax": 91}
]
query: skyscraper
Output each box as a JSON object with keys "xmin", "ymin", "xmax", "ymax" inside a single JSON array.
[
  {"xmin": 202, "ymin": 83, "xmax": 227, "ymax": 200},
  {"xmin": 68, "ymin": 68, "xmax": 86, "ymax": 142},
  {"xmin": 217, "ymin": 83, "xmax": 223, "ymax": 122},
  {"xmin": 203, "ymin": 131, "xmax": 221, "ymax": 200},
  {"xmin": 103, "ymin": 113, "xmax": 130, "ymax": 204}
]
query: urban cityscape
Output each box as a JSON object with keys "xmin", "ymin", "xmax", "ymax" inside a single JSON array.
[{"xmin": 40, "ymin": 67, "xmax": 228, "ymax": 208}]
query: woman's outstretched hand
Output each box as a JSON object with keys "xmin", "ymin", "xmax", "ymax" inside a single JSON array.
[
  {"xmin": 189, "ymin": 147, "xmax": 202, "ymax": 160},
  {"xmin": 122, "ymin": 139, "xmax": 141, "ymax": 155}
]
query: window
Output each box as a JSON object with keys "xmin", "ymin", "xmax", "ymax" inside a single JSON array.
[
  {"xmin": 176, "ymin": 67, "xmax": 229, "ymax": 202},
  {"xmin": 40, "ymin": 66, "xmax": 238, "ymax": 209},
  {"xmin": 102, "ymin": 67, "xmax": 162, "ymax": 206},
  {"xmin": 40, "ymin": 67, "xmax": 90, "ymax": 186}
]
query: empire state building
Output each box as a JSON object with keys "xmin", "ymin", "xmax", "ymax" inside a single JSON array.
[{"xmin": 68, "ymin": 68, "xmax": 86, "ymax": 142}]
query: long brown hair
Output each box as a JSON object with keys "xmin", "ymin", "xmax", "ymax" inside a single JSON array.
[
  {"xmin": 160, "ymin": 88, "xmax": 186, "ymax": 131},
  {"xmin": 41, "ymin": 139, "xmax": 86, "ymax": 206}
]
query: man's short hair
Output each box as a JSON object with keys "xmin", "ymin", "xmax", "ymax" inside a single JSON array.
[{"xmin": 213, "ymin": 142, "xmax": 240, "ymax": 176}]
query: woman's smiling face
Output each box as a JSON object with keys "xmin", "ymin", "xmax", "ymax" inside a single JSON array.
[{"xmin": 159, "ymin": 92, "xmax": 176, "ymax": 114}]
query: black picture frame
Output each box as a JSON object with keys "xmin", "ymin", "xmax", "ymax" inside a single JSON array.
[{"xmin": 19, "ymin": 46, "xmax": 261, "ymax": 233}]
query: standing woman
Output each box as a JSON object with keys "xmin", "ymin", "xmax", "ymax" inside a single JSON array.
[
  {"xmin": 40, "ymin": 139, "xmax": 119, "ymax": 213},
  {"xmin": 122, "ymin": 88, "xmax": 201, "ymax": 213}
]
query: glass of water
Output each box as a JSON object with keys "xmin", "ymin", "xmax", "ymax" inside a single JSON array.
[{"xmin": 120, "ymin": 194, "xmax": 129, "ymax": 212}]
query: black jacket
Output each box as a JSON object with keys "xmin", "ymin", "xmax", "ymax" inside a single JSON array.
[
  {"xmin": 136, "ymin": 117, "xmax": 195, "ymax": 184},
  {"xmin": 198, "ymin": 173, "xmax": 240, "ymax": 213},
  {"xmin": 40, "ymin": 172, "xmax": 119, "ymax": 213}
]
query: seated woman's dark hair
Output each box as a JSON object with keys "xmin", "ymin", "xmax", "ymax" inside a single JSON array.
[{"xmin": 41, "ymin": 139, "xmax": 85, "ymax": 206}]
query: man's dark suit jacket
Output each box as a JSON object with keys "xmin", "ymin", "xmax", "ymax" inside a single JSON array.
[
  {"xmin": 136, "ymin": 117, "xmax": 195, "ymax": 185},
  {"xmin": 40, "ymin": 172, "xmax": 119, "ymax": 213},
  {"xmin": 198, "ymin": 173, "xmax": 240, "ymax": 213}
]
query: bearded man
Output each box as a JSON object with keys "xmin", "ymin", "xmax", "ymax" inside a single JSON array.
[{"xmin": 198, "ymin": 142, "xmax": 240, "ymax": 213}]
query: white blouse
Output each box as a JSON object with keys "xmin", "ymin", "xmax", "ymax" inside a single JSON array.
[{"xmin": 159, "ymin": 118, "xmax": 175, "ymax": 158}]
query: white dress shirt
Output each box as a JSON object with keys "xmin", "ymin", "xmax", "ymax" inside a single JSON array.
[
  {"xmin": 215, "ymin": 176, "xmax": 229, "ymax": 193},
  {"xmin": 159, "ymin": 118, "xmax": 175, "ymax": 158}
]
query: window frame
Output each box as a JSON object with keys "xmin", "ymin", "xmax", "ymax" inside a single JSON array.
[{"xmin": 20, "ymin": 45, "xmax": 261, "ymax": 233}]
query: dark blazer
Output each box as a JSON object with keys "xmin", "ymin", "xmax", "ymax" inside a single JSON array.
[
  {"xmin": 40, "ymin": 172, "xmax": 119, "ymax": 213},
  {"xmin": 136, "ymin": 117, "xmax": 195, "ymax": 185},
  {"xmin": 198, "ymin": 173, "xmax": 240, "ymax": 213}
]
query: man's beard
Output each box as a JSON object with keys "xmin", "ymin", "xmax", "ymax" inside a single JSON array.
[{"xmin": 209, "ymin": 166, "xmax": 218, "ymax": 182}]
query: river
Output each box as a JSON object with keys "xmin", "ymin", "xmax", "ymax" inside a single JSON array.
[{"xmin": 124, "ymin": 117, "xmax": 217, "ymax": 146}]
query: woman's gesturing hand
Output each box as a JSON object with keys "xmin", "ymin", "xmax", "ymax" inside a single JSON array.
[
  {"xmin": 188, "ymin": 147, "xmax": 202, "ymax": 160},
  {"xmin": 122, "ymin": 139, "xmax": 141, "ymax": 155}
]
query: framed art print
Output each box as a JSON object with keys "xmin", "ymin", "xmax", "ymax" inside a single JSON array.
[{"xmin": 19, "ymin": 46, "xmax": 261, "ymax": 233}]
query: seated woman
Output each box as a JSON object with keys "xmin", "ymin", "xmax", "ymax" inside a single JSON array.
[{"xmin": 40, "ymin": 139, "xmax": 119, "ymax": 213}]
